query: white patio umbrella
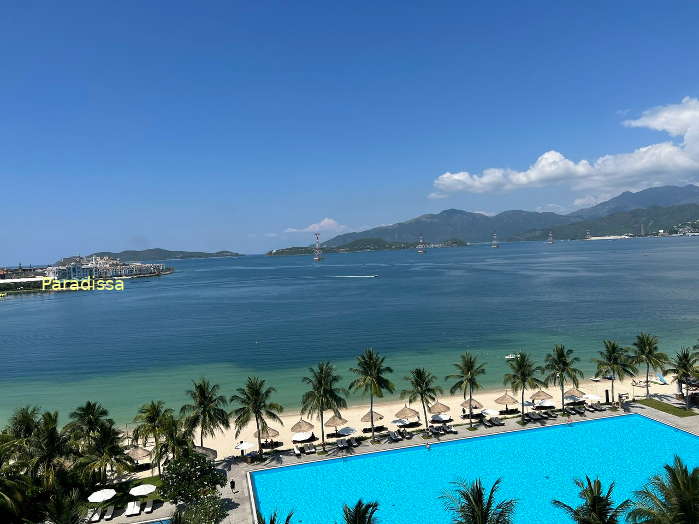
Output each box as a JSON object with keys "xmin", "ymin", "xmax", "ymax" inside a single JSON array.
[
  {"xmin": 88, "ymin": 489, "xmax": 116, "ymax": 503},
  {"xmin": 431, "ymin": 413, "xmax": 451, "ymax": 422},
  {"xmin": 565, "ymin": 395, "xmax": 582, "ymax": 403},
  {"xmin": 234, "ymin": 441, "xmax": 254, "ymax": 451},
  {"xmin": 392, "ymin": 418, "xmax": 409, "ymax": 427},
  {"xmin": 481, "ymin": 409, "xmax": 499, "ymax": 418},
  {"xmin": 536, "ymin": 399, "xmax": 556, "ymax": 408},
  {"xmin": 337, "ymin": 427, "xmax": 356, "ymax": 436},
  {"xmin": 583, "ymin": 393, "xmax": 602, "ymax": 402},
  {"xmin": 292, "ymin": 431, "xmax": 313, "ymax": 442},
  {"xmin": 129, "ymin": 484, "xmax": 156, "ymax": 497}
]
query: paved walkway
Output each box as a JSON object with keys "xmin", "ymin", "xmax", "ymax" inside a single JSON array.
[{"xmin": 111, "ymin": 396, "xmax": 699, "ymax": 524}]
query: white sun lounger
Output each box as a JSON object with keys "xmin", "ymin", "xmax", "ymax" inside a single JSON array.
[
  {"xmin": 103, "ymin": 505, "xmax": 115, "ymax": 521},
  {"xmin": 125, "ymin": 501, "xmax": 142, "ymax": 517},
  {"xmin": 89, "ymin": 508, "xmax": 102, "ymax": 522},
  {"xmin": 144, "ymin": 500, "xmax": 154, "ymax": 514},
  {"xmin": 293, "ymin": 445, "xmax": 302, "ymax": 458}
]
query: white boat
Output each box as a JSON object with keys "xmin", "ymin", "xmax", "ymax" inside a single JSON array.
[
  {"xmin": 505, "ymin": 353, "xmax": 520, "ymax": 360},
  {"xmin": 547, "ymin": 231, "xmax": 554, "ymax": 244},
  {"xmin": 417, "ymin": 235, "xmax": 426, "ymax": 254},
  {"xmin": 313, "ymin": 233, "xmax": 323, "ymax": 262},
  {"xmin": 491, "ymin": 233, "xmax": 499, "ymax": 248}
]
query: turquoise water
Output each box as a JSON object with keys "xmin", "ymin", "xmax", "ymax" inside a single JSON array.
[
  {"xmin": 2, "ymin": 237, "xmax": 699, "ymax": 423},
  {"xmin": 251, "ymin": 415, "xmax": 699, "ymax": 523}
]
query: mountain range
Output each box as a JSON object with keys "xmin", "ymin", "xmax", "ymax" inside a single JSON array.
[
  {"xmin": 56, "ymin": 248, "xmax": 241, "ymax": 264},
  {"xmin": 323, "ymin": 185, "xmax": 699, "ymax": 246}
]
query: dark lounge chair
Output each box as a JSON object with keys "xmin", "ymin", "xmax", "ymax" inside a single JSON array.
[
  {"xmin": 592, "ymin": 404, "xmax": 606, "ymax": 412},
  {"xmin": 388, "ymin": 431, "xmax": 402, "ymax": 442},
  {"xmin": 482, "ymin": 418, "xmax": 494, "ymax": 428},
  {"xmin": 490, "ymin": 417, "xmax": 505, "ymax": 426},
  {"xmin": 349, "ymin": 437, "xmax": 359, "ymax": 447},
  {"xmin": 337, "ymin": 438, "xmax": 348, "ymax": 449},
  {"xmin": 429, "ymin": 426, "xmax": 442, "ymax": 437},
  {"xmin": 571, "ymin": 407, "xmax": 585, "ymax": 416},
  {"xmin": 444, "ymin": 424, "xmax": 458, "ymax": 434}
]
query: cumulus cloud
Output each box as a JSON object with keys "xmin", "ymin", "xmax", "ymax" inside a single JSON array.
[
  {"xmin": 431, "ymin": 97, "xmax": 699, "ymax": 202},
  {"xmin": 284, "ymin": 217, "xmax": 349, "ymax": 234}
]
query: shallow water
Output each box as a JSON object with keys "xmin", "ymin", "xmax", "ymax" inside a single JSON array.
[{"xmin": 2, "ymin": 237, "xmax": 698, "ymax": 423}]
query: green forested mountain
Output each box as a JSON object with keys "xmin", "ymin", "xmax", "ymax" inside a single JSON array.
[
  {"xmin": 58, "ymin": 248, "xmax": 241, "ymax": 264},
  {"xmin": 513, "ymin": 204, "xmax": 699, "ymax": 240},
  {"xmin": 267, "ymin": 238, "xmax": 465, "ymax": 256}
]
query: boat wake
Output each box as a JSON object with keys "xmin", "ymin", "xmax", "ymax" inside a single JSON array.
[{"xmin": 332, "ymin": 275, "xmax": 379, "ymax": 278}]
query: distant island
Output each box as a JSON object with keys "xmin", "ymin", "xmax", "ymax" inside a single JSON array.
[
  {"xmin": 267, "ymin": 238, "xmax": 465, "ymax": 256},
  {"xmin": 57, "ymin": 248, "xmax": 242, "ymax": 264}
]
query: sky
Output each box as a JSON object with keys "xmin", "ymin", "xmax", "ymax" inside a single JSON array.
[{"xmin": 2, "ymin": 1, "xmax": 699, "ymax": 264}]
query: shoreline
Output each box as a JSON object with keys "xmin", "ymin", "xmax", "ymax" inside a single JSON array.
[{"xmin": 0, "ymin": 269, "xmax": 175, "ymax": 294}]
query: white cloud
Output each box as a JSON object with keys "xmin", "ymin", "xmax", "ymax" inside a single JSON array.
[
  {"xmin": 471, "ymin": 210, "xmax": 495, "ymax": 216},
  {"xmin": 284, "ymin": 217, "xmax": 349, "ymax": 234},
  {"xmin": 431, "ymin": 97, "xmax": 699, "ymax": 203}
]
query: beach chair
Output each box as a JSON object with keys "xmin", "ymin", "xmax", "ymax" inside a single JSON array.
[
  {"xmin": 444, "ymin": 424, "xmax": 458, "ymax": 433},
  {"xmin": 349, "ymin": 437, "xmax": 359, "ymax": 447},
  {"xmin": 89, "ymin": 508, "xmax": 102, "ymax": 522},
  {"xmin": 482, "ymin": 418, "xmax": 494, "ymax": 428},
  {"xmin": 429, "ymin": 426, "xmax": 441, "ymax": 437},
  {"xmin": 125, "ymin": 501, "xmax": 142, "ymax": 517},
  {"xmin": 657, "ymin": 373, "xmax": 669, "ymax": 385},
  {"xmin": 337, "ymin": 438, "xmax": 348, "ymax": 449},
  {"xmin": 571, "ymin": 407, "xmax": 585, "ymax": 416},
  {"xmin": 584, "ymin": 404, "xmax": 597, "ymax": 413},
  {"xmin": 307, "ymin": 443, "xmax": 317, "ymax": 454},
  {"xmin": 103, "ymin": 506, "xmax": 114, "ymax": 521},
  {"xmin": 490, "ymin": 417, "xmax": 505, "ymax": 426},
  {"xmin": 546, "ymin": 410, "xmax": 559, "ymax": 418},
  {"xmin": 594, "ymin": 403, "xmax": 607, "ymax": 411},
  {"xmin": 144, "ymin": 500, "xmax": 154, "ymax": 514},
  {"xmin": 293, "ymin": 445, "xmax": 302, "ymax": 458},
  {"xmin": 389, "ymin": 431, "xmax": 402, "ymax": 442}
]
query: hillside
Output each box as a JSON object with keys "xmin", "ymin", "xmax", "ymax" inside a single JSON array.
[
  {"xmin": 570, "ymin": 185, "xmax": 699, "ymax": 219},
  {"xmin": 514, "ymin": 204, "xmax": 699, "ymax": 240},
  {"xmin": 324, "ymin": 209, "xmax": 576, "ymax": 246},
  {"xmin": 267, "ymin": 238, "xmax": 466, "ymax": 256},
  {"xmin": 58, "ymin": 248, "xmax": 242, "ymax": 264}
]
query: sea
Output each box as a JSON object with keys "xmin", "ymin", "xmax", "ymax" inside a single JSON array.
[{"xmin": 2, "ymin": 236, "xmax": 698, "ymax": 425}]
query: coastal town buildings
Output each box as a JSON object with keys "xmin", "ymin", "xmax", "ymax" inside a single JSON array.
[{"xmin": 46, "ymin": 256, "xmax": 164, "ymax": 280}]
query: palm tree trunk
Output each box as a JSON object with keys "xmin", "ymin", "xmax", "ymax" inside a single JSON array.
[
  {"xmin": 370, "ymin": 393, "xmax": 375, "ymax": 441},
  {"xmin": 686, "ymin": 382, "xmax": 691, "ymax": 410},
  {"xmin": 521, "ymin": 389, "xmax": 525, "ymax": 424},
  {"xmin": 255, "ymin": 416, "xmax": 262, "ymax": 455},
  {"xmin": 561, "ymin": 383, "xmax": 565, "ymax": 413},
  {"xmin": 200, "ymin": 428, "xmax": 204, "ymax": 448},
  {"xmin": 421, "ymin": 399, "xmax": 428, "ymax": 430},
  {"xmin": 320, "ymin": 411, "xmax": 326, "ymax": 451},
  {"xmin": 646, "ymin": 364, "xmax": 650, "ymax": 398},
  {"xmin": 468, "ymin": 387, "xmax": 473, "ymax": 429},
  {"xmin": 611, "ymin": 378, "xmax": 615, "ymax": 407}
]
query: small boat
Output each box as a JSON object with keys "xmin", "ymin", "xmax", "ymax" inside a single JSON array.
[
  {"xmin": 505, "ymin": 353, "xmax": 520, "ymax": 360},
  {"xmin": 547, "ymin": 231, "xmax": 554, "ymax": 244},
  {"xmin": 313, "ymin": 233, "xmax": 323, "ymax": 262},
  {"xmin": 491, "ymin": 233, "xmax": 499, "ymax": 248},
  {"xmin": 417, "ymin": 235, "xmax": 426, "ymax": 254}
]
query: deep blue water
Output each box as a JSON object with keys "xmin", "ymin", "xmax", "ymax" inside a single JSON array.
[
  {"xmin": 2, "ymin": 237, "xmax": 699, "ymax": 422},
  {"xmin": 252, "ymin": 415, "xmax": 699, "ymax": 524}
]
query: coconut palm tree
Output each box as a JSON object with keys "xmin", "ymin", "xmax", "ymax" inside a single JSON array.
[
  {"xmin": 132, "ymin": 400, "xmax": 173, "ymax": 474},
  {"xmin": 301, "ymin": 362, "xmax": 348, "ymax": 450},
  {"xmin": 26, "ymin": 411, "xmax": 73, "ymax": 488},
  {"xmin": 77, "ymin": 422, "xmax": 133, "ymax": 483},
  {"xmin": 152, "ymin": 414, "xmax": 194, "ymax": 467},
  {"xmin": 180, "ymin": 379, "xmax": 230, "ymax": 447},
  {"xmin": 632, "ymin": 333, "xmax": 669, "ymax": 398},
  {"xmin": 2, "ymin": 405, "xmax": 40, "ymax": 459},
  {"xmin": 349, "ymin": 349, "xmax": 395, "ymax": 442},
  {"xmin": 628, "ymin": 455, "xmax": 699, "ymax": 523},
  {"xmin": 342, "ymin": 500, "xmax": 379, "ymax": 524},
  {"xmin": 594, "ymin": 341, "xmax": 637, "ymax": 407},
  {"xmin": 503, "ymin": 353, "xmax": 544, "ymax": 424},
  {"xmin": 230, "ymin": 377, "xmax": 284, "ymax": 455},
  {"xmin": 447, "ymin": 353, "xmax": 486, "ymax": 429},
  {"xmin": 65, "ymin": 401, "xmax": 113, "ymax": 451},
  {"xmin": 256, "ymin": 510, "xmax": 294, "ymax": 524},
  {"xmin": 401, "ymin": 368, "xmax": 443, "ymax": 430},
  {"xmin": 441, "ymin": 478, "xmax": 516, "ymax": 524},
  {"xmin": 665, "ymin": 348, "xmax": 699, "ymax": 410},
  {"xmin": 552, "ymin": 476, "xmax": 632, "ymax": 524},
  {"xmin": 43, "ymin": 488, "xmax": 86, "ymax": 524},
  {"xmin": 544, "ymin": 345, "xmax": 584, "ymax": 412}
]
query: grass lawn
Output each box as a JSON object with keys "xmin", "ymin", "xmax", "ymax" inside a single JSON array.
[
  {"xmin": 636, "ymin": 398, "xmax": 698, "ymax": 417},
  {"xmin": 133, "ymin": 474, "xmax": 162, "ymax": 501}
]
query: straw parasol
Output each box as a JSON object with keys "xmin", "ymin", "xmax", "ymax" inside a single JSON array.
[
  {"xmin": 461, "ymin": 398, "xmax": 483, "ymax": 409},
  {"xmin": 254, "ymin": 427, "xmax": 279, "ymax": 439},
  {"xmin": 495, "ymin": 391, "xmax": 518, "ymax": 412},
  {"xmin": 324, "ymin": 414, "xmax": 348, "ymax": 435},
  {"xmin": 564, "ymin": 387, "xmax": 585, "ymax": 398},
  {"xmin": 361, "ymin": 410, "xmax": 384, "ymax": 425},
  {"xmin": 194, "ymin": 445, "xmax": 217, "ymax": 460},
  {"xmin": 290, "ymin": 418, "xmax": 314, "ymax": 433},
  {"xmin": 125, "ymin": 445, "xmax": 150, "ymax": 462},
  {"xmin": 530, "ymin": 390, "xmax": 553, "ymax": 401},
  {"xmin": 395, "ymin": 404, "xmax": 419, "ymax": 419},
  {"xmin": 428, "ymin": 401, "xmax": 450, "ymax": 414}
]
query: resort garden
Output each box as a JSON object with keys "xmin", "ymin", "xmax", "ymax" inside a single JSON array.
[{"xmin": 1, "ymin": 333, "xmax": 699, "ymax": 523}]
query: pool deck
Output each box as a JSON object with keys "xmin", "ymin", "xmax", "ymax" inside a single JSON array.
[{"xmin": 109, "ymin": 394, "xmax": 699, "ymax": 524}]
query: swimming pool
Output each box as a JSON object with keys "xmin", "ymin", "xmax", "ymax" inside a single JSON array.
[{"xmin": 251, "ymin": 415, "xmax": 699, "ymax": 523}]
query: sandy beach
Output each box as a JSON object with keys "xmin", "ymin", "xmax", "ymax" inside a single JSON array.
[{"xmin": 193, "ymin": 376, "xmax": 675, "ymax": 459}]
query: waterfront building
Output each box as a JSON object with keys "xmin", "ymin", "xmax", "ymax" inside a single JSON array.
[{"xmin": 46, "ymin": 256, "xmax": 164, "ymax": 280}]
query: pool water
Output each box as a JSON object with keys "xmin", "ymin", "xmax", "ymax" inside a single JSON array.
[{"xmin": 251, "ymin": 415, "xmax": 699, "ymax": 523}]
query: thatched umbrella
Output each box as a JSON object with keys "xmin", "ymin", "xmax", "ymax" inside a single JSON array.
[
  {"xmin": 324, "ymin": 414, "xmax": 348, "ymax": 436},
  {"xmin": 125, "ymin": 445, "xmax": 150, "ymax": 463},
  {"xmin": 193, "ymin": 445, "xmax": 217, "ymax": 460},
  {"xmin": 395, "ymin": 404, "xmax": 419, "ymax": 420},
  {"xmin": 290, "ymin": 419, "xmax": 314, "ymax": 433},
  {"xmin": 530, "ymin": 390, "xmax": 553, "ymax": 401},
  {"xmin": 254, "ymin": 427, "xmax": 279, "ymax": 440},
  {"xmin": 360, "ymin": 410, "xmax": 384, "ymax": 429},
  {"xmin": 495, "ymin": 391, "xmax": 518, "ymax": 412},
  {"xmin": 428, "ymin": 401, "xmax": 450, "ymax": 414},
  {"xmin": 564, "ymin": 388, "xmax": 585, "ymax": 398},
  {"xmin": 460, "ymin": 398, "xmax": 483, "ymax": 428}
]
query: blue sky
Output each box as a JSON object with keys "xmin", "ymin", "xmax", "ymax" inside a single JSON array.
[{"xmin": 2, "ymin": 2, "xmax": 699, "ymax": 264}]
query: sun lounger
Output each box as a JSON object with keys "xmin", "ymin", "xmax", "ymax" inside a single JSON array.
[
  {"xmin": 144, "ymin": 500, "xmax": 154, "ymax": 514},
  {"xmin": 349, "ymin": 437, "xmax": 359, "ymax": 447},
  {"xmin": 429, "ymin": 426, "xmax": 441, "ymax": 437},
  {"xmin": 593, "ymin": 404, "xmax": 607, "ymax": 411},
  {"xmin": 293, "ymin": 445, "xmax": 302, "ymax": 458},
  {"xmin": 482, "ymin": 418, "xmax": 494, "ymax": 428},
  {"xmin": 337, "ymin": 438, "xmax": 348, "ymax": 449},
  {"xmin": 657, "ymin": 373, "xmax": 669, "ymax": 385},
  {"xmin": 490, "ymin": 417, "xmax": 505, "ymax": 426},
  {"xmin": 571, "ymin": 407, "xmax": 585, "ymax": 416},
  {"xmin": 546, "ymin": 410, "xmax": 558, "ymax": 418},
  {"xmin": 125, "ymin": 501, "xmax": 142, "ymax": 517},
  {"xmin": 399, "ymin": 428, "xmax": 412, "ymax": 439},
  {"xmin": 103, "ymin": 506, "xmax": 114, "ymax": 521},
  {"xmin": 444, "ymin": 424, "xmax": 458, "ymax": 433},
  {"xmin": 89, "ymin": 508, "xmax": 102, "ymax": 522},
  {"xmin": 585, "ymin": 405, "xmax": 597, "ymax": 413}
]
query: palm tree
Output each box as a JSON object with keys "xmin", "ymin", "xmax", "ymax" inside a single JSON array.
[
  {"xmin": 628, "ymin": 456, "xmax": 699, "ymax": 523},
  {"xmin": 349, "ymin": 349, "xmax": 395, "ymax": 441},
  {"xmin": 447, "ymin": 353, "xmax": 486, "ymax": 429},
  {"xmin": 256, "ymin": 510, "xmax": 294, "ymax": 524},
  {"xmin": 552, "ymin": 476, "xmax": 632, "ymax": 524},
  {"xmin": 401, "ymin": 368, "xmax": 443, "ymax": 430},
  {"xmin": 300, "ymin": 362, "xmax": 348, "ymax": 450},
  {"xmin": 152, "ymin": 414, "xmax": 194, "ymax": 467},
  {"xmin": 65, "ymin": 401, "xmax": 113, "ymax": 450},
  {"xmin": 26, "ymin": 411, "xmax": 73, "ymax": 488},
  {"xmin": 342, "ymin": 500, "xmax": 379, "ymax": 524},
  {"xmin": 594, "ymin": 341, "xmax": 637, "ymax": 407},
  {"xmin": 230, "ymin": 377, "xmax": 284, "ymax": 455},
  {"xmin": 77, "ymin": 422, "xmax": 134, "ymax": 483},
  {"xmin": 2, "ymin": 405, "xmax": 40, "ymax": 459},
  {"xmin": 180, "ymin": 379, "xmax": 230, "ymax": 447},
  {"xmin": 441, "ymin": 478, "xmax": 517, "ymax": 524},
  {"xmin": 503, "ymin": 353, "xmax": 544, "ymax": 424},
  {"xmin": 544, "ymin": 345, "xmax": 584, "ymax": 412},
  {"xmin": 665, "ymin": 348, "xmax": 699, "ymax": 410},
  {"xmin": 43, "ymin": 488, "xmax": 86, "ymax": 524},
  {"xmin": 632, "ymin": 333, "xmax": 669, "ymax": 398},
  {"xmin": 132, "ymin": 400, "xmax": 173, "ymax": 474}
]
